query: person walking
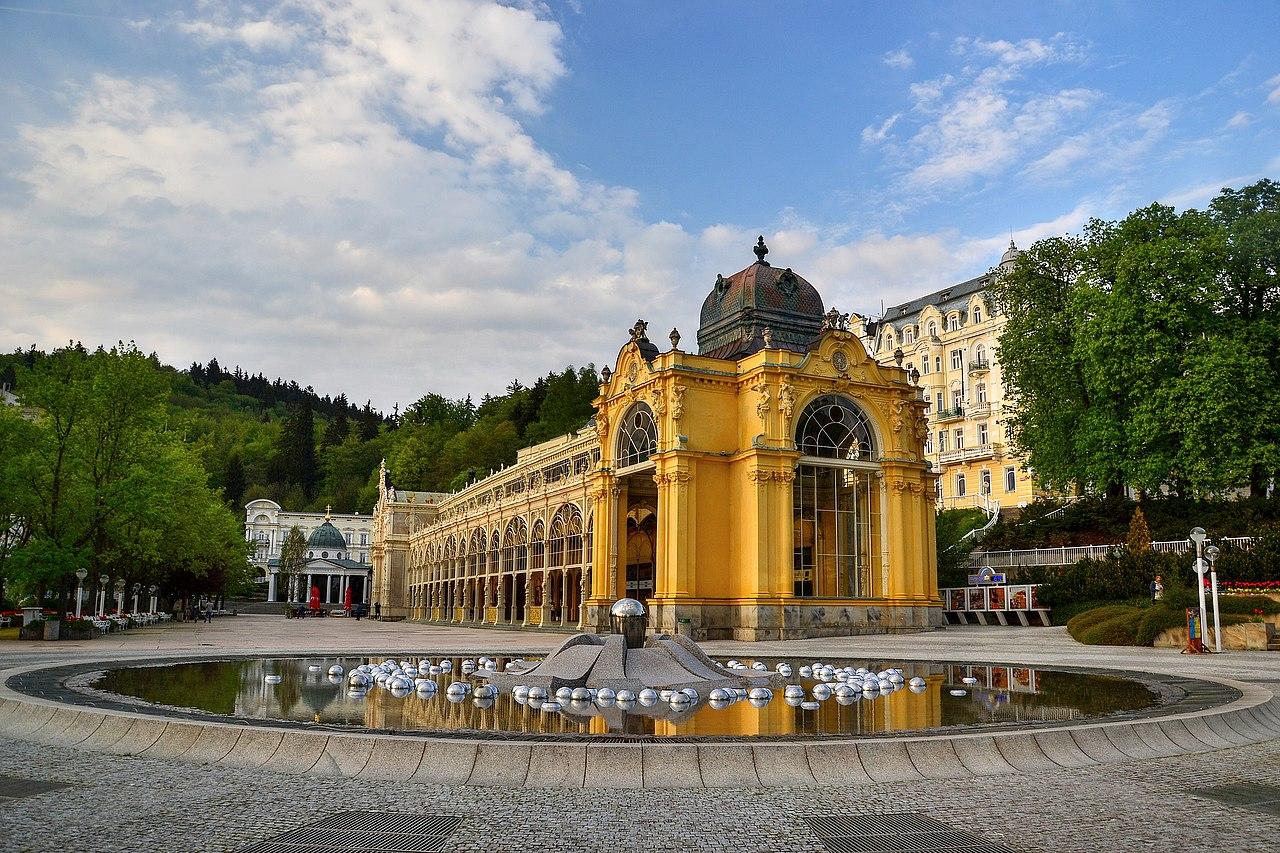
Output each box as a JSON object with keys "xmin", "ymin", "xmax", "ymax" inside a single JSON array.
[
  {"xmin": 374, "ymin": 601, "xmax": 382, "ymax": 619},
  {"xmin": 1150, "ymin": 574, "xmax": 1164, "ymax": 602},
  {"xmin": 204, "ymin": 600, "xmax": 213, "ymax": 623}
]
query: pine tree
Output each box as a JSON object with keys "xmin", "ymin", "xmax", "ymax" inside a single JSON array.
[
  {"xmin": 278, "ymin": 526, "xmax": 307, "ymax": 602},
  {"xmin": 275, "ymin": 398, "xmax": 318, "ymax": 499},
  {"xmin": 1126, "ymin": 506, "xmax": 1152, "ymax": 554},
  {"xmin": 222, "ymin": 453, "xmax": 247, "ymax": 507},
  {"xmin": 321, "ymin": 394, "xmax": 350, "ymax": 447}
]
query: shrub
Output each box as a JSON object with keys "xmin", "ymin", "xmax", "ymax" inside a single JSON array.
[
  {"xmin": 1077, "ymin": 609, "xmax": 1143, "ymax": 645},
  {"xmin": 1032, "ymin": 551, "xmax": 1186, "ymax": 609},
  {"xmin": 1135, "ymin": 606, "xmax": 1187, "ymax": 646},
  {"xmin": 1067, "ymin": 604, "xmax": 1140, "ymax": 640},
  {"xmin": 1216, "ymin": 528, "xmax": 1280, "ymax": 583}
]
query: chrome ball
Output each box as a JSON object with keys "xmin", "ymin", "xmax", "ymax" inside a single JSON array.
[
  {"xmin": 389, "ymin": 685, "xmax": 412, "ymax": 698},
  {"xmin": 513, "ymin": 685, "xmax": 530, "ymax": 701},
  {"xmin": 748, "ymin": 687, "xmax": 772, "ymax": 701},
  {"xmin": 571, "ymin": 687, "xmax": 592, "ymax": 702},
  {"xmin": 615, "ymin": 689, "xmax": 636, "ymax": 703},
  {"xmin": 541, "ymin": 700, "xmax": 562, "ymax": 712},
  {"xmin": 659, "ymin": 689, "xmax": 675, "ymax": 702},
  {"xmin": 681, "ymin": 688, "xmax": 698, "ymax": 703},
  {"xmin": 751, "ymin": 661, "xmax": 766, "ymax": 671},
  {"xmin": 908, "ymin": 676, "xmax": 926, "ymax": 689},
  {"xmin": 264, "ymin": 674, "xmax": 282, "ymax": 684},
  {"xmin": 749, "ymin": 697, "xmax": 770, "ymax": 709},
  {"xmin": 800, "ymin": 700, "xmax": 820, "ymax": 710},
  {"xmin": 783, "ymin": 685, "xmax": 805, "ymax": 699},
  {"xmin": 445, "ymin": 681, "xmax": 469, "ymax": 697},
  {"xmin": 950, "ymin": 689, "xmax": 967, "ymax": 697},
  {"xmin": 473, "ymin": 696, "xmax": 495, "ymax": 709},
  {"xmin": 709, "ymin": 688, "xmax": 730, "ymax": 702},
  {"xmin": 555, "ymin": 686, "xmax": 574, "ymax": 701},
  {"xmin": 595, "ymin": 687, "xmax": 616, "ymax": 704},
  {"xmin": 527, "ymin": 686, "xmax": 547, "ymax": 701},
  {"xmin": 812, "ymin": 683, "xmax": 832, "ymax": 700},
  {"xmin": 439, "ymin": 660, "xmax": 452, "ymax": 672},
  {"xmin": 799, "ymin": 666, "xmax": 813, "ymax": 678},
  {"xmin": 347, "ymin": 688, "xmax": 367, "ymax": 699},
  {"xmin": 962, "ymin": 676, "xmax": 978, "ymax": 685},
  {"xmin": 708, "ymin": 699, "xmax": 731, "ymax": 710},
  {"xmin": 638, "ymin": 689, "xmax": 659, "ymax": 706}
]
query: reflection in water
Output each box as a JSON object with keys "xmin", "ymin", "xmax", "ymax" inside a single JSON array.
[{"xmin": 92, "ymin": 657, "xmax": 1159, "ymax": 740}]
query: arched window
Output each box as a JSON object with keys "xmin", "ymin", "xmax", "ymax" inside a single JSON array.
[
  {"xmin": 927, "ymin": 321, "xmax": 938, "ymax": 338},
  {"xmin": 795, "ymin": 395, "xmax": 877, "ymax": 460},
  {"xmin": 947, "ymin": 314, "xmax": 960, "ymax": 331},
  {"xmin": 972, "ymin": 303, "xmax": 983, "ymax": 324},
  {"xmin": 976, "ymin": 382, "xmax": 988, "ymax": 404},
  {"xmin": 974, "ymin": 343, "xmax": 987, "ymax": 366},
  {"xmin": 616, "ymin": 403, "xmax": 658, "ymax": 468},
  {"xmin": 792, "ymin": 395, "xmax": 883, "ymax": 600},
  {"xmin": 903, "ymin": 326, "xmax": 915, "ymax": 344}
]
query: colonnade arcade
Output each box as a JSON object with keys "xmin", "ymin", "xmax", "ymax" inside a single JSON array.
[{"xmin": 408, "ymin": 504, "xmax": 593, "ymax": 628}]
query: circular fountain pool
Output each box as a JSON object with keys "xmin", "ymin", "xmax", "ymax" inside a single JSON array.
[{"xmin": 76, "ymin": 654, "xmax": 1168, "ymax": 741}]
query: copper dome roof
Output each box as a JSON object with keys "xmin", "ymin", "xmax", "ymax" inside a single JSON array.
[{"xmin": 696, "ymin": 237, "xmax": 825, "ymax": 360}]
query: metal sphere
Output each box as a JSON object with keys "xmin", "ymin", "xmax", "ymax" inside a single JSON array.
[
  {"xmin": 638, "ymin": 689, "xmax": 659, "ymax": 706},
  {"xmin": 749, "ymin": 696, "xmax": 770, "ymax": 709},
  {"xmin": 610, "ymin": 597, "xmax": 646, "ymax": 617},
  {"xmin": 595, "ymin": 687, "xmax": 616, "ymax": 704},
  {"xmin": 751, "ymin": 661, "xmax": 766, "ymax": 671},
  {"xmin": 799, "ymin": 666, "xmax": 813, "ymax": 678},
  {"xmin": 812, "ymin": 683, "xmax": 832, "ymax": 700},
  {"xmin": 555, "ymin": 687, "xmax": 574, "ymax": 701},
  {"xmin": 570, "ymin": 687, "xmax": 592, "ymax": 701},
  {"xmin": 473, "ymin": 696, "xmax": 495, "ymax": 709},
  {"xmin": 446, "ymin": 681, "xmax": 469, "ymax": 696},
  {"xmin": 962, "ymin": 677, "xmax": 978, "ymax": 685},
  {"xmin": 513, "ymin": 685, "xmax": 530, "ymax": 701},
  {"xmin": 541, "ymin": 700, "xmax": 562, "ymax": 712},
  {"xmin": 709, "ymin": 688, "xmax": 730, "ymax": 702},
  {"xmin": 615, "ymin": 689, "xmax": 636, "ymax": 703},
  {"xmin": 783, "ymin": 685, "xmax": 805, "ymax": 699},
  {"xmin": 681, "ymin": 688, "xmax": 699, "ymax": 702},
  {"xmin": 327, "ymin": 674, "xmax": 343, "ymax": 685},
  {"xmin": 800, "ymin": 700, "xmax": 820, "ymax": 710},
  {"xmin": 908, "ymin": 676, "xmax": 926, "ymax": 689},
  {"xmin": 950, "ymin": 689, "xmax": 967, "ymax": 697},
  {"xmin": 264, "ymin": 675, "xmax": 282, "ymax": 684},
  {"xmin": 347, "ymin": 688, "xmax": 367, "ymax": 699},
  {"xmin": 527, "ymin": 686, "xmax": 548, "ymax": 701},
  {"xmin": 389, "ymin": 685, "xmax": 412, "ymax": 698},
  {"xmin": 658, "ymin": 689, "xmax": 675, "ymax": 702},
  {"xmin": 708, "ymin": 699, "xmax": 731, "ymax": 710},
  {"xmin": 748, "ymin": 687, "xmax": 772, "ymax": 701},
  {"xmin": 308, "ymin": 665, "xmax": 322, "ymax": 673}
]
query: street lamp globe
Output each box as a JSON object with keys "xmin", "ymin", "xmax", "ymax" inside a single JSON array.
[
  {"xmin": 75, "ymin": 568, "xmax": 88, "ymax": 582},
  {"xmin": 148, "ymin": 584, "xmax": 158, "ymax": 594},
  {"xmin": 1206, "ymin": 545, "xmax": 1221, "ymax": 562},
  {"xmin": 99, "ymin": 574, "xmax": 109, "ymax": 586},
  {"xmin": 1189, "ymin": 527, "xmax": 1207, "ymax": 545}
]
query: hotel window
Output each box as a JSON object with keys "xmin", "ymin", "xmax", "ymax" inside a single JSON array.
[
  {"xmin": 938, "ymin": 430, "xmax": 947, "ymax": 451},
  {"xmin": 950, "ymin": 349, "xmax": 963, "ymax": 370},
  {"xmin": 906, "ymin": 361, "xmax": 915, "ymax": 376},
  {"xmin": 981, "ymin": 470, "xmax": 992, "ymax": 495},
  {"xmin": 1005, "ymin": 467, "xmax": 1017, "ymax": 492},
  {"xmin": 973, "ymin": 304, "xmax": 983, "ymax": 323},
  {"xmin": 883, "ymin": 333, "xmax": 894, "ymax": 350},
  {"xmin": 956, "ymin": 473, "xmax": 967, "ymax": 496},
  {"xmin": 792, "ymin": 395, "xmax": 883, "ymax": 599},
  {"xmin": 904, "ymin": 326, "xmax": 915, "ymax": 343},
  {"xmin": 977, "ymin": 382, "xmax": 988, "ymax": 403},
  {"xmin": 935, "ymin": 479, "xmax": 943, "ymax": 502},
  {"xmin": 927, "ymin": 321, "xmax": 938, "ymax": 337},
  {"xmin": 360, "ymin": 533, "xmax": 368, "ymax": 545},
  {"xmin": 975, "ymin": 343, "xmax": 987, "ymax": 365},
  {"xmin": 954, "ymin": 428, "xmax": 964, "ymax": 449},
  {"xmin": 947, "ymin": 315, "xmax": 960, "ymax": 331},
  {"xmin": 934, "ymin": 355, "xmax": 942, "ymax": 373},
  {"xmin": 922, "ymin": 394, "xmax": 931, "ymax": 412},
  {"xmin": 924, "ymin": 434, "xmax": 933, "ymax": 454},
  {"xmin": 951, "ymin": 389, "xmax": 963, "ymax": 409},
  {"xmin": 922, "ymin": 357, "xmax": 931, "ymax": 375},
  {"xmin": 978, "ymin": 423, "xmax": 988, "ymax": 445},
  {"xmin": 935, "ymin": 392, "xmax": 943, "ymax": 411}
]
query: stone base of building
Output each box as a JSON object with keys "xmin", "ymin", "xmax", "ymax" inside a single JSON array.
[{"xmin": 584, "ymin": 599, "xmax": 945, "ymax": 642}]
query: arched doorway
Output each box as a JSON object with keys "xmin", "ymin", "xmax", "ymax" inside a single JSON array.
[{"xmin": 614, "ymin": 402, "xmax": 660, "ymax": 604}]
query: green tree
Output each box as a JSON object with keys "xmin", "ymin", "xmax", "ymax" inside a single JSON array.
[
  {"xmin": 222, "ymin": 452, "xmax": 247, "ymax": 508},
  {"xmin": 274, "ymin": 398, "xmax": 318, "ymax": 499},
  {"xmin": 278, "ymin": 525, "xmax": 307, "ymax": 603}
]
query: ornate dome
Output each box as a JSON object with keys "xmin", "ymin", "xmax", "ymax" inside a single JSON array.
[
  {"xmin": 999, "ymin": 240, "xmax": 1021, "ymax": 269},
  {"xmin": 307, "ymin": 520, "xmax": 346, "ymax": 551},
  {"xmin": 697, "ymin": 237, "xmax": 824, "ymax": 359}
]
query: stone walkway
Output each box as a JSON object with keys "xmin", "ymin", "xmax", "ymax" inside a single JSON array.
[{"xmin": 1, "ymin": 617, "xmax": 1277, "ymax": 852}]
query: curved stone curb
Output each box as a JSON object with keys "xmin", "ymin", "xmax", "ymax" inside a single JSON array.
[{"xmin": 1, "ymin": 660, "xmax": 1277, "ymax": 789}]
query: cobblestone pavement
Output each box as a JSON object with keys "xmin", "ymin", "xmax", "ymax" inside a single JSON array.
[{"xmin": 2, "ymin": 617, "xmax": 1278, "ymax": 852}]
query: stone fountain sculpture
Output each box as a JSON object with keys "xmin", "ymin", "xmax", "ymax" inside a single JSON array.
[{"xmin": 484, "ymin": 598, "xmax": 782, "ymax": 694}]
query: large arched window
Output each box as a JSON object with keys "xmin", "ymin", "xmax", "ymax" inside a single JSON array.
[
  {"xmin": 616, "ymin": 403, "xmax": 658, "ymax": 468},
  {"xmin": 793, "ymin": 394, "xmax": 882, "ymax": 600},
  {"xmin": 795, "ymin": 395, "xmax": 877, "ymax": 461}
]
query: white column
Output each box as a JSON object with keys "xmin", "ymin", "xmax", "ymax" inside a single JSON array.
[{"xmin": 268, "ymin": 571, "xmax": 277, "ymax": 602}]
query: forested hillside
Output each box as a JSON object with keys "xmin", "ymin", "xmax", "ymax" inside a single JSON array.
[{"xmin": 1, "ymin": 348, "xmax": 599, "ymax": 515}]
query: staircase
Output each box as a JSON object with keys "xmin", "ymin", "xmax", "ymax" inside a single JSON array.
[{"xmin": 1268, "ymin": 623, "xmax": 1280, "ymax": 652}]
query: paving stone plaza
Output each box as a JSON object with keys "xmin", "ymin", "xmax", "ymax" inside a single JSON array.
[{"xmin": 3, "ymin": 618, "xmax": 1280, "ymax": 852}]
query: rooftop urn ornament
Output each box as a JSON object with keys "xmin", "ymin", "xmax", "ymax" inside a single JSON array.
[
  {"xmin": 762, "ymin": 327, "xmax": 774, "ymax": 348},
  {"xmin": 610, "ymin": 597, "xmax": 648, "ymax": 649},
  {"xmin": 822, "ymin": 307, "xmax": 850, "ymax": 331},
  {"xmin": 753, "ymin": 235, "xmax": 770, "ymax": 266},
  {"xmin": 630, "ymin": 319, "xmax": 649, "ymax": 341},
  {"xmin": 669, "ymin": 327, "xmax": 681, "ymax": 350},
  {"xmin": 893, "ymin": 347, "xmax": 904, "ymax": 367},
  {"xmin": 600, "ymin": 365, "xmax": 612, "ymax": 383}
]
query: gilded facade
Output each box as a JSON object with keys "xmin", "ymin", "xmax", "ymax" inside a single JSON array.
[
  {"xmin": 858, "ymin": 244, "xmax": 1038, "ymax": 513},
  {"xmin": 373, "ymin": 239, "xmax": 941, "ymax": 639}
]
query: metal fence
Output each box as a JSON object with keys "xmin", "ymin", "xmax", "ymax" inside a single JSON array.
[{"xmin": 971, "ymin": 536, "xmax": 1255, "ymax": 569}]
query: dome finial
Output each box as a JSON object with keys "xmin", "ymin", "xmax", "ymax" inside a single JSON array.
[
  {"xmin": 753, "ymin": 235, "xmax": 769, "ymax": 265},
  {"xmin": 325, "ymin": 504, "xmax": 332, "ymax": 520}
]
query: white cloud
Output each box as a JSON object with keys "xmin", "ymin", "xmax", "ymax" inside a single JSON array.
[
  {"xmin": 953, "ymin": 33, "xmax": 1088, "ymax": 67},
  {"xmin": 1023, "ymin": 102, "xmax": 1171, "ymax": 180},
  {"xmin": 860, "ymin": 113, "xmax": 900, "ymax": 144},
  {"xmin": 1226, "ymin": 110, "xmax": 1253, "ymax": 129},
  {"xmin": 883, "ymin": 49, "xmax": 914, "ymax": 70},
  {"xmin": 180, "ymin": 19, "xmax": 300, "ymax": 51},
  {"xmin": 1268, "ymin": 73, "xmax": 1280, "ymax": 105}
]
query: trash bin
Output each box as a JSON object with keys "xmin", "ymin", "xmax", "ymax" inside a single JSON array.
[
  {"xmin": 43, "ymin": 619, "xmax": 61, "ymax": 641},
  {"xmin": 676, "ymin": 617, "xmax": 691, "ymax": 637}
]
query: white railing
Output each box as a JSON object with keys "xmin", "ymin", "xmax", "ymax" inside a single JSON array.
[{"xmin": 972, "ymin": 536, "xmax": 1255, "ymax": 569}]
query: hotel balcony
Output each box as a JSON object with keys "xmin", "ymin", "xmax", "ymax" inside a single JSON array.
[
  {"xmin": 934, "ymin": 406, "xmax": 965, "ymax": 422},
  {"xmin": 968, "ymin": 402, "xmax": 991, "ymax": 417},
  {"xmin": 968, "ymin": 358, "xmax": 990, "ymax": 373},
  {"xmin": 937, "ymin": 444, "xmax": 997, "ymax": 466}
]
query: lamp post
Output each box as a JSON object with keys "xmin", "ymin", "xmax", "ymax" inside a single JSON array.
[
  {"xmin": 74, "ymin": 569, "xmax": 88, "ymax": 618},
  {"xmin": 132, "ymin": 583, "xmax": 141, "ymax": 615},
  {"xmin": 1206, "ymin": 544, "xmax": 1222, "ymax": 653},
  {"xmin": 148, "ymin": 585, "xmax": 158, "ymax": 615},
  {"xmin": 97, "ymin": 575, "xmax": 108, "ymax": 616},
  {"xmin": 1190, "ymin": 527, "xmax": 1208, "ymax": 652},
  {"xmin": 114, "ymin": 579, "xmax": 125, "ymax": 615}
]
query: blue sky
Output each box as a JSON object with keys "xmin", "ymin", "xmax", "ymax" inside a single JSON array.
[{"xmin": 1, "ymin": 1, "xmax": 1277, "ymax": 408}]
